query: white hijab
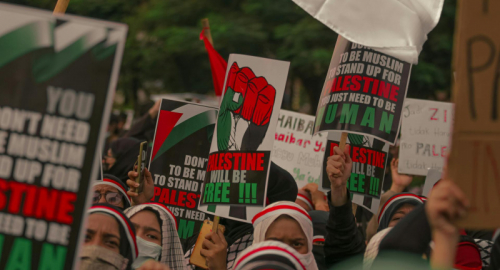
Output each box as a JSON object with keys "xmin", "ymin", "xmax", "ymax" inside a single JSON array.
[
  {"xmin": 251, "ymin": 201, "xmax": 318, "ymax": 270},
  {"xmin": 125, "ymin": 203, "xmax": 187, "ymax": 270}
]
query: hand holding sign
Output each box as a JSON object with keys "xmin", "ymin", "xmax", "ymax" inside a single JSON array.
[
  {"xmin": 326, "ymin": 145, "xmax": 352, "ymax": 206},
  {"xmin": 127, "ymin": 167, "xmax": 155, "ymax": 205},
  {"xmin": 200, "ymin": 228, "xmax": 228, "ymax": 270},
  {"xmin": 390, "ymin": 158, "xmax": 413, "ymax": 193}
]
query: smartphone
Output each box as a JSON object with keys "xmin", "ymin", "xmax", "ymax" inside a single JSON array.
[
  {"xmin": 189, "ymin": 220, "xmax": 226, "ymax": 269},
  {"xmin": 134, "ymin": 141, "xmax": 148, "ymax": 194}
]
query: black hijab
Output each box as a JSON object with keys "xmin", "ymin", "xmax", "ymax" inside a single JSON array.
[{"xmin": 105, "ymin": 137, "xmax": 142, "ymax": 183}]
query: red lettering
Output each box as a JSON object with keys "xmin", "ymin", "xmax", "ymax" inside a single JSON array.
[
  {"xmin": 362, "ymin": 77, "xmax": 373, "ymax": 93},
  {"xmin": 22, "ymin": 185, "xmax": 38, "ymax": 216},
  {"xmin": 233, "ymin": 153, "xmax": 241, "ymax": 170},
  {"xmin": 335, "ymin": 76, "xmax": 343, "ymax": 92},
  {"xmin": 169, "ymin": 190, "xmax": 177, "ymax": 205},
  {"xmin": 8, "ymin": 182, "xmax": 27, "ymax": 214},
  {"xmin": 359, "ymin": 148, "xmax": 366, "ymax": 163},
  {"xmin": 224, "ymin": 153, "xmax": 232, "ymax": 170},
  {"xmin": 186, "ymin": 193, "xmax": 196, "ymax": 208},
  {"xmin": 159, "ymin": 188, "xmax": 170, "ymax": 204},
  {"xmin": 430, "ymin": 108, "xmax": 438, "ymax": 121},
  {"xmin": 377, "ymin": 81, "xmax": 391, "ymax": 98},
  {"xmin": 177, "ymin": 191, "xmax": 186, "ymax": 207},
  {"xmin": 352, "ymin": 146, "xmax": 360, "ymax": 162},
  {"xmin": 0, "ymin": 179, "xmax": 7, "ymax": 210},
  {"xmin": 247, "ymin": 154, "xmax": 256, "ymax": 170},
  {"xmin": 257, "ymin": 153, "xmax": 265, "ymax": 171},
  {"xmin": 389, "ymin": 85, "xmax": 399, "ymax": 102},
  {"xmin": 35, "ymin": 188, "xmax": 58, "ymax": 220},
  {"xmin": 350, "ymin": 75, "xmax": 361, "ymax": 91},
  {"xmin": 342, "ymin": 75, "xmax": 352, "ymax": 91},
  {"xmin": 57, "ymin": 191, "xmax": 76, "ymax": 225}
]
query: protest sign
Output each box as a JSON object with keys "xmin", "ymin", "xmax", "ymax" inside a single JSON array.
[
  {"xmin": 314, "ymin": 37, "xmax": 412, "ymax": 144},
  {"xmin": 273, "ymin": 110, "xmax": 326, "ymax": 189},
  {"xmin": 321, "ymin": 132, "xmax": 388, "ymax": 213},
  {"xmin": 448, "ymin": 0, "xmax": 500, "ymax": 228},
  {"xmin": 0, "ymin": 3, "xmax": 127, "ymax": 269},
  {"xmin": 199, "ymin": 54, "xmax": 290, "ymax": 223},
  {"xmin": 149, "ymin": 99, "xmax": 218, "ymax": 240},
  {"xmin": 422, "ymin": 169, "xmax": 442, "ymax": 197},
  {"xmin": 398, "ymin": 99, "xmax": 453, "ymax": 175}
]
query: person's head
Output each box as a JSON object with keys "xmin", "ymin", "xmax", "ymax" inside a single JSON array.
[
  {"xmin": 81, "ymin": 204, "xmax": 137, "ymax": 270},
  {"xmin": 92, "ymin": 175, "xmax": 131, "ymax": 209},
  {"xmin": 104, "ymin": 137, "xmax": 142, "ymax": 182},
  {"xmin": 103, "ymin": 148, "xmax": 116, "ymax": 171},
  {"xmin": 295, "ymin": 191, "xmax": 313, "ymax": 212},
  {"xmin": 124, "ymin": 203, "xmax": 185, "ymax": 270},
  {"xmin": 377, "ymin": 193, "xmax": 425, "ymax": 231},
  {"xmin": 234, "ymin": 240, "xmax": 306, "ymax": 270},
  {"xmin": 252, "ymin": 202, "xmax": 318, "ymax": 270}
]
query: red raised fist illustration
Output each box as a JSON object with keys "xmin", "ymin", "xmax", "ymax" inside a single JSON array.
[{"xmin": 218, "ymin": 62, "xmax": 276, "ymax": 151}]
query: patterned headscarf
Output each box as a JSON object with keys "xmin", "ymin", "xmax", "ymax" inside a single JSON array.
[
  {"xmin": 252, "ymin": 201, "xmax": 318, "ymax": 270},
  {"xmin": 125, "ymin": 203, "xmax": 186, "ymax": 270},
  {"xmin": 234, "ymin": 240, "xmax": 306, "ymax": 270}
]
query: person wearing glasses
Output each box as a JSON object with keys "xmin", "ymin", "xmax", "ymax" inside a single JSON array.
[{"xmin": 92, "ymin": 174, "xmax": 132, "ymax": 209}]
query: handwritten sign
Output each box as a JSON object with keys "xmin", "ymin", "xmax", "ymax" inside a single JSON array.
[
  {"xmin": 398, "ymin": 99, "xmax": 453, "ymax": 175},
  {"xmin": 273, "ymin": 110, "xmax": 326, "ymax": 189},
  {"xmin": 448, "ymin": 0, "xmax": 500, "ymax": 228}
]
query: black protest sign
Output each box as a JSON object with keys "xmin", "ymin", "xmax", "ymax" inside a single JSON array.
[
  {"xmin": 322, "ymin": 134, "xmax": 388, "ymax": 199},
  {"xmin": 0, "ymin": 4, "xmax": 127, "ymax": 269},
  {"xmin": 203, "ymin": 151, "xmax": 271, "ymax": 206},
  {"xmin": 149, "ymin": 99, "xmax": 218, "ymax": 240},
  {"xmin": 314, "ymin": 38, "xmax": 411, "ymax": 144}
]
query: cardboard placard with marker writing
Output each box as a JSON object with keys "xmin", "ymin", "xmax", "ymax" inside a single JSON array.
[
  {"xmin": 199, "ymin": 54, "xmax": 290, "ymax": 223},
  {"xmin": 149, "ymin": 99, "xmax": 218, "ymax": 241},
  {"xmin": 0, "ymin": 3, "xmax": 127, "ymax": 269},
  {"xmin": 448, "ymin": 0, "xmax": 500, "ymax": 228},
  {"xmin": 273, "ymin": 110, "xmax": 326, "ymax": 189},
  {"xmin": 321, "ymin": 132, "xmax": 389, "ymax": 214},
  {"xmin": 314, "ymin": 38, "xmax": 412, "ymax": 145},
  {"xmin": 399, "ymin": 99, "xmax": 454, "ymax": 176}
]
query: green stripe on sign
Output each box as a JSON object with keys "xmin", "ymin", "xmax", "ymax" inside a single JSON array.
[
  {"xmin": 153, "ymin": 111, "xmax": 215, "ymax": 162},
  {"xmin": 32, "ymin": 36, "xmax": 87, "ymax": 83},
  {"xmin": 0, "ymin": 22, "xmax": 53, "ymax": 68}
]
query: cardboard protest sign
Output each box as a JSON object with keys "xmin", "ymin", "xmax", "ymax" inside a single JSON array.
[
  {"xmin": 422, "ymin": 169, "xmax": 442, "ymax": 197},
  {"xmin": 398, "ymin": 99, "xmax": 453, "ymax": 175},
  {"xmin": 314, "ymin": 38, "xmax": 412, "ymax": 144},
  {"xmin": 199, "ymin": 54, "xmax": 290, "ymax": 222},
  {"xmin": 273, "ymin": 110, "xmax": 326, "ymax": 189},
  {"xmin": 448, "ymin": 0, "xmax": 500, "ymax": 228},
  {"xmin": 0, "ymin": 3, "xmax": 126, "ymax": 269},
  {"xmin": 149, "ymin": 99, "xmax": 218, "ymax": 240},
  {"xmin": 321, "ymin": 132, "xmax": 389, "ymax": 213}
]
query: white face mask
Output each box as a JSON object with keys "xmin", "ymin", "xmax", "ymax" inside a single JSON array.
[
  {"xmin": 79, "ymin": 245, "xmax": 129, "ymax": 270},
  {"xmin": 131, "ymin": 236, "xmax": 162, "ymax": 269}
]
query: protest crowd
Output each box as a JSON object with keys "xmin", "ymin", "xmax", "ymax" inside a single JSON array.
[{"xmin": 1, "ymin": 0, "xmax": 499, "ymax": 270}]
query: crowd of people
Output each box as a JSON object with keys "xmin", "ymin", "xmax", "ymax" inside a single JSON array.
[{"xmin": 81, "ymin": 100, "xmax": 500, "ymax": 270}]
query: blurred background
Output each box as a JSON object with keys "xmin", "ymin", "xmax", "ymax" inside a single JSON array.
[{"xmin": 6, "ymin": 0, "xmax": 456, "ymax": 116}]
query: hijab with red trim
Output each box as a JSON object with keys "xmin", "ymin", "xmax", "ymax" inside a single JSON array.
[
  {"xmin": 94, "ymin": 174, "xmax": 131, "ymax": 209},
  {"xmin": 252, "ymin": 201, "xmax": 318, "ymax": 270},
  {"xmin": 124, "ymin": 203, "xmax": 186, "ymax": 270},
  {"xmin": 234, "ymin": 240, "xmax": 306, "ymax": 270},
  {"xmin": 377, "ymin": 193, "xmax": 425, "ymax": 232},
  {"xmin": 88, "ymin": 204, "xmax": 138, "ymax": 269}
]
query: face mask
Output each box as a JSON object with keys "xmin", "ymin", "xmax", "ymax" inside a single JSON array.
[
  {"xmin": 79, "ymin": 245, "xmax": 129, "ymax": 270},
  {"xmin": 131, "ymin": 237, "xmax": 162, "ymax": 269}
]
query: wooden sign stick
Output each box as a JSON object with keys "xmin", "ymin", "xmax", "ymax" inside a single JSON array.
[{"xmin": 53, "ymin": 0, "xmax": 70, "ymax": 14}]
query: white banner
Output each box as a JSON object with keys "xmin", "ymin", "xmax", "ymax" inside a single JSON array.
[{"xmin": 398, "ymin": 98, "xmax": 453, "ymax": 176}]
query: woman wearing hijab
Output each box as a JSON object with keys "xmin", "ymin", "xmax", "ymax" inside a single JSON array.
[
  {"xmin": 124, "ymin": 203, "xmax": 186, "ymax": 270},
  {"xmin": 377, "ymin": 193, "xmax": 425, "ymax": 232},
  {"xmin": 81, "ymin": 204, "xmax": 138, "ymax": 270},
  {"xmin": 251, "ymin": 201, "xmax": 318, "ymax": 270},
  {"xmin": 309, "ymin": 210, "xmax": 328, "ymax": 270},
  {"xmin": 93, "ymin": 174, "xmax": 132, "ymax": 209},
  {"xmin": 104, "ymin": 137, "xmax": 142, "ymax": 182},
  {"xmin": 234, "ymin": 241, "xmax": 307, "ymax": 270},
  {"xmin": 184, "ymin": 162, "xmax": 299, "ymax": 270}
]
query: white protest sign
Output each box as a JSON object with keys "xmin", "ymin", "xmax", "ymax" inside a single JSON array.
[
  {"xmin": 422, "ymin": 168, "xmax": 442, "ymax": 197},
  {"xmin": 398, "ymin": 98, "xmax": 453, "ymax": 176},
  {"xmin": 273, "ymin": 110, "xmax": 327, "ymax": 189}
]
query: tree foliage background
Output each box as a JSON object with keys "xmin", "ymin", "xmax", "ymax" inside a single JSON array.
[{"xmin": 6, "ymin": 0, "xmax": 457, "ymax": 114}]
